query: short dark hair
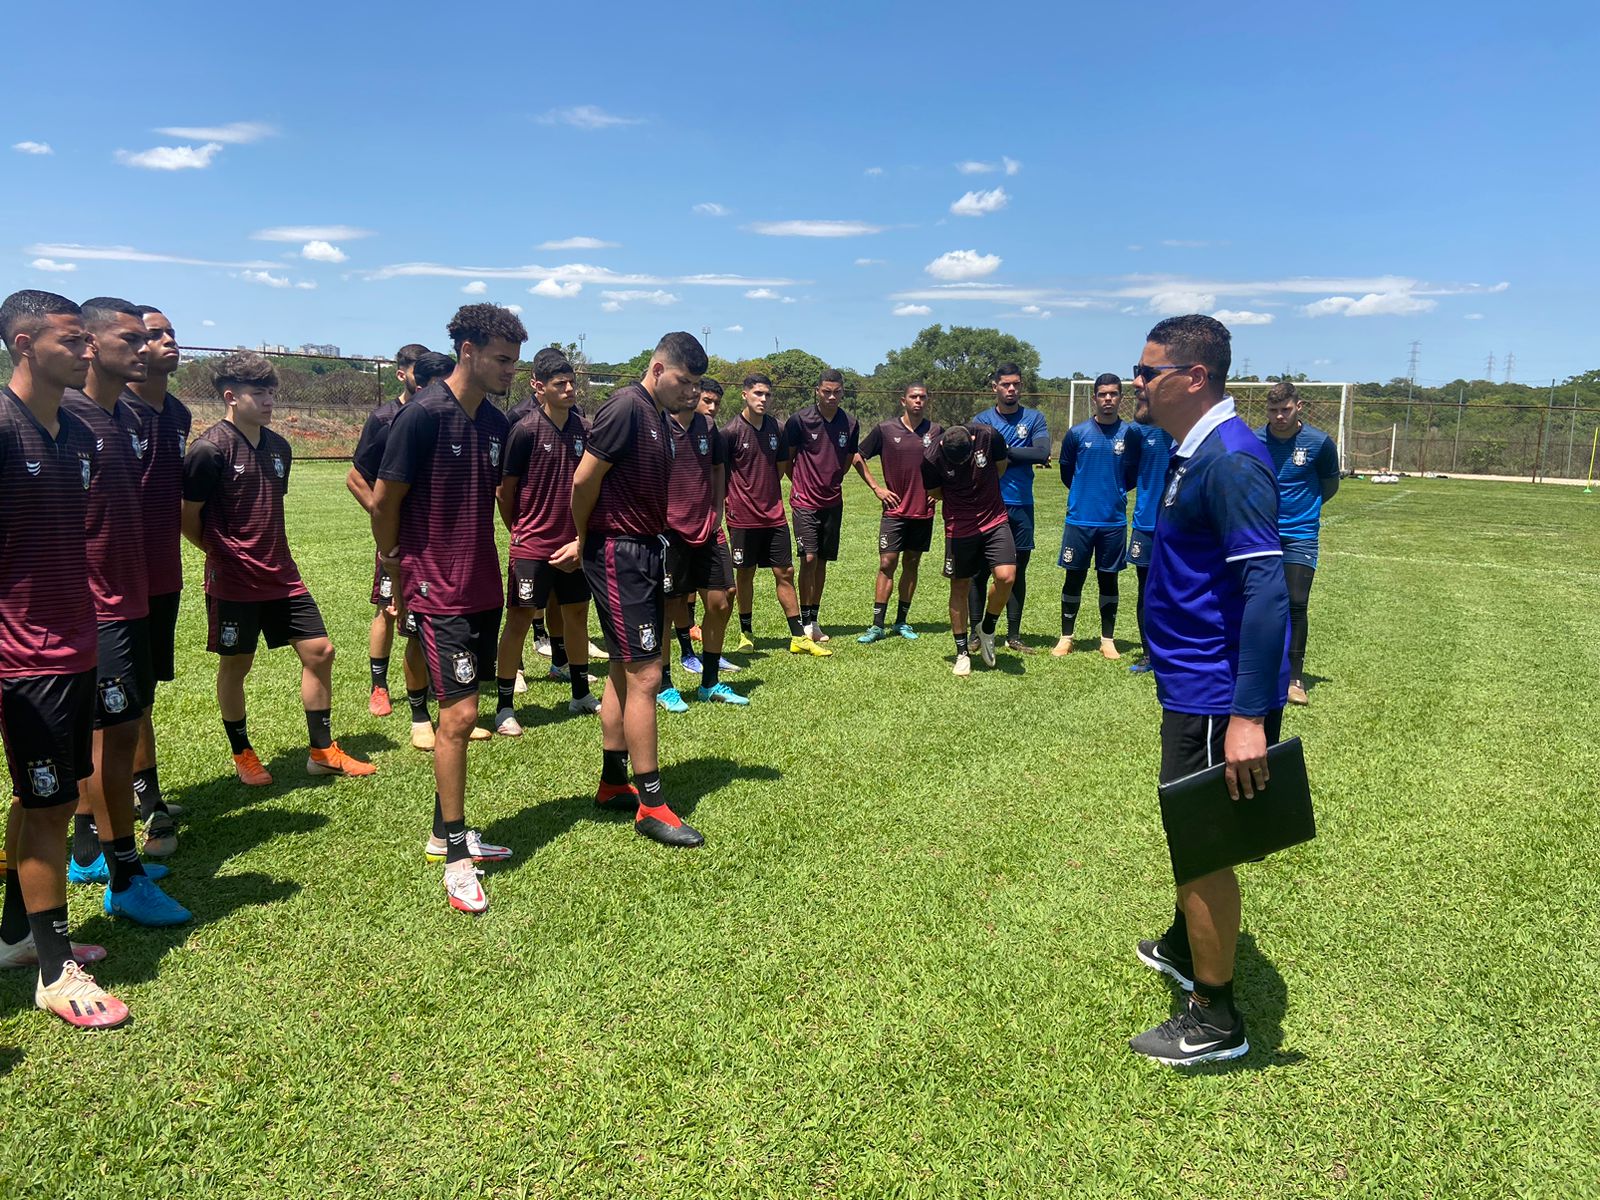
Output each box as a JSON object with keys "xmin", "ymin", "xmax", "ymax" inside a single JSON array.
[
  {"xmin": 904, "ymin": 380, "xmax": 928, "ymax": 395},
  {"xmin": 395, "ymin": 343, "xmax": 429, "ymax": 368},
  {"xmin": 1094, "ymin": 372, "xmax": 1122, "ymax": 390},
  {"xmin": 213, "ymin": 350, "xmax": 279, "ymax": 396},
  {"xmin": 652, "ymin": 331, "xmax": 708, "ymax": 375},
  {"xmin": 992, "ymin": 362, "xmax": 1023, "ymax": 382},
  {"xmin": 532, "ymin": 346, "xmax": 575, "ymax": 383},
  {"xmin": 446, "ymin": 303, "xmax": 528, "ymax": 353},
  {"xmin": 412, "ymin": 352, "xmax": 455, "ymax": 389},
  {"xmin": 0, "ymin": 289, "xmax": 80, "ymax": 354},
  {"xmin": 818, "ymin": 368, "xmax": 844, "ymax": 387},
  {"xmin": 79, "ymin": 296, "xmax": 143, "ymax": 332},
  {"xmin": 939, "ymin": 423, "xmax": 973, "ymax": 464},
  {"xmin": 742, "ymin": 372, "xmax": 772, "ymax": 389},
  {"xmin": 1146, "ymin": 314, "xmax": 1231, "ymax": 389},
  {"xmin": 1266, "ymin": 381, "xmax": 1300, "ymax": 404},
  {"xmin": 699, "ymin": 378, "xmax": 724, "ymax": 398},
  {"xmin": 132, "ymin": 304, "xmax": 164, "ymax": 317}
]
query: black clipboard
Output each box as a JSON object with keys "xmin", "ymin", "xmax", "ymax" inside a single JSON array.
[{"xmin": 1158, "ymin": 736, "xmax": 1315, "ymax": 887}]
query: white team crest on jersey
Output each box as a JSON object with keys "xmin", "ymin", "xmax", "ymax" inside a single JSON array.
[
  {"xmin": 220, "ymin": 622, "xmax": 239, "ymax": 648},
  {"xmin": 101, "ymin": 678, "xmax": 128, "ymax": 715},
  {"xmin": 1130, "ymin": 540, "xmax": 1142, "ymax": 559},
  {"xmin": 452, "ymin": 651, "xmax": 476, "ymax": 684},
  {"xmin": 379, "ymin": 576, "xmax": 393, "ymax": 599},
  {"xmin": 489, "ymin": 439, "xmax": 501, "ymax": 467},
  {"xmin": 975, "ymin": 451, "xmax": 988, "ymax": 468},
  {"xmin": 922, "ymin": 433, "xmax": 932, "ymax": 446},
  {"xmin": 837, "ymin": 433, "xmax": 848, "ymax": 448},
  {"xmin": 518, "ymin": 577, "xmax": 534, "ymax": 600},
  {"xmin": 179, "ymin": 435, "xmax": 188, "ymax": 455},
  {"xmin": 768, "ymin": 435, "xmax": 778, "ymax": 450},
  {"xmin": 24, "ymin": 460, "xmax": 41, "ymax": 476},
  {"xmin": 573, "ymin": 437, "xmax": 584, "ymax": 456},
  {"xmin": 1113, "ymin": 438, "xmax": 1125, "ymax": 455},
  {"xmin": 879, "ymin": 534, "xmax": 889, "ymax": 550},
  {"xmin": 272, "ymin": 454, "xmax": 285, "ymax": 479},
  {"xmin": 28, "ymin": 761, "xmax": 59, "ymax": 797},
  {"xmin": 418, "ymin": 581, "xmax": 429, "ymax": 598},
  {"xmin": 731, "ymin": 547, "xmax": 745, "ymax": 565},
  {"xmin": 697, "ymin": 435, "xmax": 710, "ymax": 456},
  {"xmin": 662, "ymin": 569, "xmax": 675, "ymax": 593},
  {"xmin": 639, "ymin": 624, "xmax": 658, "ymax": 652},
  {"xmin": 944, "ymin": 556, "xmax": 954, "ymax": 575},
  {"xmin": 1061, "ymin": 546, "xmax": 1075, "ymax": 564},
  {"xmin": 1292, "ymin": 447, "xmax": 1309, "ymax": 466},
  {"xmin": 1164, "ymin": 465, "xmax": 1187, "ymax": 507}
]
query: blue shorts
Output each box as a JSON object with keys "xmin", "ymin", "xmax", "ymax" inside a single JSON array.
[
  {"xmin": 1128, "ymin": 527, "xmax": 1155, "ymax": 569},
  {"xmin": 1059, "ymin": 524, "xmax": 1127, "ymax": 572},
  {"xmin": 1006, "ymin": 504, "xmax": 1035, "ymax": 552},
  {"xmin": 1281, "ymin": 536, "xmax": 1319, "ymax": 569}
]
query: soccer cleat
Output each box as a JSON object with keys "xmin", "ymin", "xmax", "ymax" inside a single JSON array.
[
  {"xmin": 513, "ymin": 668, "xmax": 528, "ymax": 695},
  {"xmin": 443, "ymin": 860, "xmax": 488, "ymax": 914},
  {"xmin": 894, "ymin": 623, "xmax": 919, "ymax": 640},
  {"xmin": 1129, "ymin": 1005, "xmax": 1249, "ymax": 1067},
  {"xmin": 141, "ymin": 810, "xmax": 178, "ymax": 858},
  {"xmin": 717, "ymin": 656, "xmax": 741, "ymax": 673},
  {"xmin": 587, "ymin": 640, "xmax": 609, "ymax": 661},
  {"xmin": 0, "ymin": 933, "xmax": 107, "ymax": 969},
  {"xmin": 789, "ymin": 635, "xmax": 832, "ymax": 657},
  {"xmin": 736, "ymin": 632, "xmax": 755, "ymax": 652},
  {"xmin": 596, "ymin": 780, "xmax": 640, "ymax": 812},
  {"xmin": 657, "ymin": 687, "xmax": 689, "ymax": 714},
  {"xmin": 1005, "ymin": 636, "xmax": 1033, "ymax": 654},
  {"xmin": 36, "ymin": 961, "xmax": 130, "ymax": 1029},
  {"xmin": 635, "ymin": 803, "xmax": 705, "ymax": 849},
  {"xmin": 469, "ymin": 725, "xmax": 492, "ymax": 742},
  {"xmin": 978, "ymin": 629, "xmax": 997, "ymax": 667},
  {"xmin": 368, "ymin": 686, "xmax": 393, "ymax": 717},
  {"xmin": 1100, "ymin": 637, "xmax": 1122, "ymax": 661},
  {"xmin": 494, "ymin": 710, "xmax": 524, "ymax": 738},
  {"xmin": 952, "ymin": 653, "xmax": 972, "ymax": 677},
  {"xmin": 68, "ymin": 854, "xmax": 169, "ymax": 885},
  {"xmin": 424, "ymin": 830, "xmax": 512, "ymax": 863},
  {"xmin": 1136, "ymin": 938, "xmax": 1196, "ymax": 991},
  {"xmin": 547, "ymin": 664, "xmax": 571, "ymax": 683},
  {"xmin": 232, "ymin": 748, "xmax": 273, "ymax": 786},
  {"xmin": 1129, "ymin": 659, "xmax": 1155, "ymax": 675},
  {"xmin": 681, "ymin": 653, "xmax": 704, "ymax": 675},
  {"xmin": 534, "ymin": 635, "xmax": 553, "ymax": 658},
  {"xmin": 697, "ymin": 682, "xmax": 750, "ymax": 706},
  {"xmin": 568, "ymin": 694, "xmax": 602, "ymax": 715},
  {"xmin": 104, "ymin": 874, "xmax": 191, "ymax": 926},
  {"xmin": 1051, "ymin": 636, "xmax": 1074, "ymax": 657},
  {"xmin": 857, "ymin": 625, "xmax": 887, "ymax": 644},
  {"xmin": 1288, "ymin": 681, "xmax": 1309, "ymax": 706},
  {"xmin": 307, "ymin": 743, "xmax": 377, "ymax": 777},
  {"xmin": 411, "ymin": 721, "xmax": 437, "ymax": 752}
]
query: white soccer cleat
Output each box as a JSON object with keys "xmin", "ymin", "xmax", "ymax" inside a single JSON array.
[
  {"xmin": 568, "ymin": 694, "xmax": 602, "ymax": 715},
  {"xmin": 953, "ymin": 653, "xmax": 972, "ymax": 677},
  {"xmin": 534, "ymin": 636, "xmax": 553, "ymax": 658},
  {"xmin": 444, "ymin": 860, "xmax": 488, "ymax": 914}
]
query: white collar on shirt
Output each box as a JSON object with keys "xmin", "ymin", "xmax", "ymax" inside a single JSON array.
[{"xmin": 1173, "ymin": 394, "xmax": 1236, "ymax": 459}]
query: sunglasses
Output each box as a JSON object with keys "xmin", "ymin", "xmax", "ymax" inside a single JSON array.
[{"xmin": 1131, "ymin": 363, "xmax": 1199, "ymax": 383}]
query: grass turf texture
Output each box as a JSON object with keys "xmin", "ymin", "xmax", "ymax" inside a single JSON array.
[{"xmin": 2, "ymin": 466, "xmax": 1597, "ymax": 1198}]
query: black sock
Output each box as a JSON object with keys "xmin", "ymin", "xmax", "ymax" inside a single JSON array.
[
  {"xmin": 306, "ymin": 708, "xmax": 332, "ymax": 751},
  {"xmin": 954, "ymin": 632, "xmax": 969, "ymax": 655},
  {"xmin": 602, "ymin": 748, "xmax": 630, "ymax": 786},
  {"xmin": 551, "ymin": 638, "xmax": 569, "ymax": 670},
  {"xmin": 408, "ymin": 688, "xmax": 430, "ymax": 723},
  {"xmin": 872, "ymin": 602, "xmax": 888, "ymax": 629},
  {"xmin": 1060, "ymin": 595, "xmax": 1081, "ymax": 636},
  {"xmin": 0, "ymin": 870, "xmax": 29, "ymax": 945},
  {"xmin": 1163, "ymin": 906, "xmax": 1190, "ymax": 957},
  {"xmin": 1098, "ymin": 572, "xmax": 1120, "ymax": 639},
  {"xmin": 661, "ymin": 664, "xmax": 674, "ymax": 693},
  {"xmin": 443, "ymin": 817, "xmax": 469, "ymax": 865},
  {"xmin": 786, "ymin": 614, "xmax": 805, "ymax": 638},
  {"xmin": 105, "ymin": 834, "xmax": 145, "ymax": 893},
  {"xmin": 739, "ymin": 612, "xmax": 753, "ymax": 635},
  {"xmin": 223, "ymin": 717, "xmax": 251, "ymax": 755},
  {"xmin": 981, "ymin": 611, "xmax": 999, "ymax": 635},
  {"xmin": 531, "ymin": 617, "xmax": 548, "ymax": 641},
  {"xmin": 701, "ymin": 655, "xmax": 719, "ymax": 691},
  {"xmin": 1007, "ymin": 550, "xmax": 1030, "ymax": 639},
  {"xmin": 29, "ymin": 904, "xmax": 72, "ymax": 987},
  {"xmin": 570, "ymin": 667, "xmax": 591, "ymax": 701},
  {"xmin": 370, "ymin": 656, "xmax": 389, "ymax": 692},
  {"xmin": 71, "ymin": 814, "xmax": 100, "ymax": 867},
  {"xmin": 676, "ymin": 626, "xmax": 694, "ymax": 658},
  {"xmin": 132, "ymin": 766, "xmax": 167, "ymax": 820},
  {"xmin": 635, "ymin": 769, "xmax": 663, "ymax": 808},
  {"xmin": 895, "ymin": 600, "xmax": 911, "ymax": 626},
  {"xmin": 1190, "ymin": 978, "xmax": 1237, "ymax": 1025},
  {"xmin": 496, "ymin": 677, "xmax": 515, "ymax": 710},
  {"xmin": 801, "ymin": 605, "xmax": 816, "ymax": 627}
]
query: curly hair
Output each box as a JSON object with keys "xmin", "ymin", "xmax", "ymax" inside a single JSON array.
[{"xmin": 446, "ymin": 304, "xmax": 528, "ymax": 352}]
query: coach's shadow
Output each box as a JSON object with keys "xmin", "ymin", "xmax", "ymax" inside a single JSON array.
[{"xmin": 1157, "ymin": 931, "xmax": 1303, "ymax": 1073}]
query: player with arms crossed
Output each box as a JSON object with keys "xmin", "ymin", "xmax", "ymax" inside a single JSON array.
[
  {"xmin": 1126, "ymin": 391, "xmax": 1174, "ymax": 674},
  {"xmin": 970, "ymin": 364, "xmax": 1050, "ymax": 652},
  {"xmin": 785, "ymin": 369, "xmax": 859, "ymax": 644},
  {"xmin": 854, "ymin": 382, "xmax": 941, "ymax": 643}
]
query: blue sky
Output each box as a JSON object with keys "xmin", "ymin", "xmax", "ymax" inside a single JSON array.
[{"xmin": 5, "ymin": 1, "xmax": 1594, "ymax": 384}]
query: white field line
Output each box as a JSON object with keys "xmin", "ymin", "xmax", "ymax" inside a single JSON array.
[
  {"xmin": 1323, "ymin": 548, "xmax": 1600, "ymax": 582},
  {"xmin": 1323, "ymin": 489, "xmax": 1414, "ymax": 526}
]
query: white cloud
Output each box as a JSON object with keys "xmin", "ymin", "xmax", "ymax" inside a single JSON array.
[
  {"xmin": 239, "ymin": 270, "xmax": 291, "ymax": 288},
  {"xmin": 30, "ymin": 258, "xmax": 76, "ymax": 272},
  {"xmin": 957, "ymin": 161, "xmax": 997, "ymax": 174},
  {"xmin": 891, "ymin": 282, "xmax": 1105, "ymax": 307},
  {"xmin": 1302, "ymin": 292, "xmax": 1436, "ymax": 318},
  {"xmin": 1147, "ymin": 290, "xmax": 1218, "ymax": 315},
  {"xmin": 600, "ymin": 289, "xmax": 679, "ymax": 307},
  {"xmin": 1464, "ymin": 312, "xmax": 1485, "ymax": 320},
  {"xmin": 155, "ymin": 121, "xmax": 275, "ymax": 144},
  {"xmin": 294, "ymin": 281, "xmax": 317, "ymax": 290},
  {"xmin": 537, "ymin": 236, "xmax": 619, "ymax": 250},
  {"xmin": 461, "ymin": 281, "xmax": 488, "ymax": 295},
  {"xmin": 854, "ymin": 258, "xmax": 885, "ymax": 267},
  {"xmin": 1213, "ymin": 309, "xmax": 1274, "ymax": 325},
  {"xmin": 29, "ymin": 242, "xmax": 277, "ymax": 269},
  {"xmin": 1015, "ymin": 305, "xmax": 1052, "ymax": 319},
  {"xmin": 744, "ymin": 288, "xmax": 794, "ymax": 303},
  {"xmin": 1002, "ymin": 156, "xmax": 1021, "ymax": 176},
  {"xmin": 950, "ymin": 187, "xmax": 1008, "ymax": 217},
  {"xmin": 116, "ymin": 142, "xmax": 224, "ymax": 170},
  {"xmin": 1312, "ymin": 358, "xmax": 1332, "ymax": 366},
  {"xmin": 12, "ymin": 141, "xmax": 53, "ymax": 155},
  {"xmin": 1127, "ymin": 244, "xmax": 1145, "ymax": 252},
  {"xmin": 364, "ymin": 260, "xmax": 800, "ymax": 289},
  {"xmin": 505, "ymin": 304, "xmax": 523, "ymax": 315},
  {"xmin": 252, "ymin": 225, "xmax": 375, "ymax": 242},
  {"xmin": 537, "ymin": 105, "xmax": 643, "ymax": 130},
  {"xmin": 301, "ymin": 240, "xmax": 347, "ymax": 263},
  {"xmin": 724, "ymin": 324, "xmax": 744, "ymax": 333},
  {"xmin": 893, "ymin": 304, "xmax": 932, "ymax": 317},
  {"xmin": 530, "ymin": 279, "xmax": 583, "ymax": 298},
  {"xmin": 600, "ymin": 301, "xmax": 622, "ymax": 313},
  {"xmin": 747, "ymin": 219, "xmax": 884, "ymax": 238},
  {"xmin": 1162, "ymin": 239, "xmax": 1216, "ymax": 248},
  {"xmin": 864, "ymin": 166, "xmax": 884, "ymax": 176},
  {"xmin": 202, "ymin": 319, "xmax": 216, "ymax": 327},
  {"xmin": 693, "ymin": 202, "xmax": 729, "ymax": 217},
  {"xmin": 925, "ymin": 249, "xmax": 1002, "ymax": 281}
]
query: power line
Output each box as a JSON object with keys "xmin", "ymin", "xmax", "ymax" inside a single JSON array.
[
  {"xmin": 1505, "ymin": 351, "xmax": 1516, "ymax": 384},
  {"xmin": 1486, "ymin": 352, "xmax": 1495, "ymax": 381}
]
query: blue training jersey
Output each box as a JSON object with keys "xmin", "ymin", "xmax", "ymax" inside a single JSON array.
[
  {"xmin": 1148, "ymin": 408, "xmax": 1289, "ymax": 716},
  {"xmin": 972, "ymin": 406, "xmax": 1049, "ymax": 507},
  {"xmin": 1129, "ymin": 420, "xmax": 1174, "ymax": 533},
  {"xmin": 1059, "ymin": 417, "xmax": 1139, "ymax": 527},
  {"xmin": 1258, "ymin": 423, "xmax": 1339, "ymax": 540}
]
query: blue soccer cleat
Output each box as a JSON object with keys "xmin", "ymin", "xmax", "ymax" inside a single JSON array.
[
  {"xmin": 894, "ymin": 623, "xmax": 919, "ymax": 640},
  {"xmin": 1129, "ymin": 659, "xmax": 1154, "ymax": 674},
  {"xmin": 681, "ymin": 654, "xmax": 703, "ymax": 675},
  {"xmin": 696, "ymin": 682, "xmax": 750, "ymax": 706},
  {"xmin": 69, "ymin": 854, "xmax": 169, "ymax": 885},
  {"xmin": 657, "ymin": 687, "xmax": 689, "ymax": 714},
  {"xmin": 857, "ymin": 625, "xmax": 887, "ymax": 644},
  {"xmin": 103, "ymin": 875, "xmax": 191, "ymax": 926}
]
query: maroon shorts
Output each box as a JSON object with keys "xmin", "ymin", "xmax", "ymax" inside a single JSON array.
[{"xmin": 582, "ymin": 536, "xmax": 665, "ymax": 663}]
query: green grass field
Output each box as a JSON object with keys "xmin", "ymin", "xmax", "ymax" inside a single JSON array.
[{"xmin": 2, "ymin": 466, "xmax": 1597, "ymax": 1198}]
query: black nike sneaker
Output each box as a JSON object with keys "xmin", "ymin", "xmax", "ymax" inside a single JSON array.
[
  {"xmin": 1136, "ymin": 937, "xmax": 1196, "ymax": 991},
  {"xmin": 1129, "ymin": 1006, "xmax": 1249, "ymax": 1066},
  {"xmin": 635, "ymin": 805, "xmax": 705, "ymax": 849}
]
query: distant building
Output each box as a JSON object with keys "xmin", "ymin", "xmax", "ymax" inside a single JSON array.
[
  {"xmin": 299, "ymin": 342, "xmax": 341, "ymax": 358},
  {"xmin": 256, "ymin": 342, "xmax": 290, "ymax": 355}
]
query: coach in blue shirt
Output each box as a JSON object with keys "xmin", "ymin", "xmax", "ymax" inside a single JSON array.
[
  {"xmin": 1127, "ymin": 314, "xmax": 1289, "ymax": 1068},
  {"xmin": 969, "ymin": 363, "xmax": 1050, "ymax": 651},
  {"xmin": 1259, "ymin": 381, "xmax": 1339, "ymax": 706}
]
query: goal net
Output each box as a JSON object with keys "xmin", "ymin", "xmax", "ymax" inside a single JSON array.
[{"xmin": 1345, "ymin": 424, "xmax": 1399, "ymax": 476}]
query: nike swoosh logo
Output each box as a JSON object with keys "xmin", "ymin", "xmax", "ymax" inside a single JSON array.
[{"xmin": 1178, "ymin": 1035, "xmax": 1225, "ymax": 1053}]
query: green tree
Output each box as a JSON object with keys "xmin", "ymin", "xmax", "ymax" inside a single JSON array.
[{"xmin": 870, "ymin": 325, "xmax": 1042, "ymax": 425}]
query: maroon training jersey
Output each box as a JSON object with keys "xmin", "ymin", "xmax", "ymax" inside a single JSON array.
[
  {"xmin": 665, "ymin": 411, "xmax": 725, "ymax": 544},
  {"xmin": 860, "ymin": 417, "xmax": 942, "ymax": 520},
  {"xmin": 125, "ymin": 388, "xmax": 193, "ymax": 597},
  {"xmin": 784, "ymin": 404, "xmax": 860, "ymax": 510},
  {"xmin": 721, "ymin": 413, "xmax": 788, "ymax": 529},
  {"xmin": 0, "ymin": 389, "xmax": 97, "ymax": 676},
  {"xmin": 378, "ymin": 382, "xmax": 509, "ymax": 614},
  {"xmin": 62, "ymin": 389, "xmax": 151, "ymax": 622},
  {"xmin": 504, "ymin": 405, "xmax": 587, "ymax": 560},
  {"xmin": 585, "ymin": 383, "xmax": 672, "ymax": 538},
  {"xmin": 922, "ymin": 424, "xmax": 1010, "ymax": 538},
  {"xmin": 183, "ymin": 420, "xmax": 307, "ymax": 602}
]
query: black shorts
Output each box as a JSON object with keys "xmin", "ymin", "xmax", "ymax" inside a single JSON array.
[
  {"xmin": 207, "ymin": 592, "xmax": 328, "ymax": 657},
  {"xmin": 793, "ymin": 504, "xmax": 843, "ymax": 561},
  {"xmin": 664, "ymin": 532, "xmax": 735, "ymax": 598},
  {"xmin": 1, "ymin": 670, "xmax": 95, "ymax": 807},
  {"xmin": 1128, "ymin": 527, "xmax": 1155, "ymax": 570},
  {"xmin": 96, "ymin": 618, "xmax": 154, "ymax": 729},
  {"xmin": 943, "ymin": 523, "xmax": 1018, "ymax": 580},
  {"xmin": 147, "ymin": 591, "xmax": 182, "ymax": 682},
  {"xmin": 582, "ymin": 535, "xmax": 665, "ymax": 664},
  {"xmin": 508, "ymin": 556, "xmax": 591, "ymax": 609},
  {"xmin": 371, "ymin": 554, "xmax": 396, "ymax": 608},
  {"xmin": 414, "ymin": 608, "xmax": 501, "ymax": 702},
  {"xmin": 879, "ymin": 515, "xmax": 933, "ymax": 555},
  {"xmin": 1059, "ymin": 523, "xmax": 1128, "ymax": 573},
  {"xmin": 1159, "ymin": 709, "xmax": 1284, "ymax": 784},
  {"xmin": 728, "ymin": 524, "xmax": 792, "ymax": 570}
]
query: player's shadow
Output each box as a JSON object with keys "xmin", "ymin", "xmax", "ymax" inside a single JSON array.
[
  {"xmin": 0, "ymin": 1044, "xmax": 22, "ymax": 1076},
  {"xmin": 1301, "ymin": 673, "xmax": 1333, "ymax": 693},
  {"xmin": 1154, "ymin": 931, "xmax": 1303, "ymax": 1073}
]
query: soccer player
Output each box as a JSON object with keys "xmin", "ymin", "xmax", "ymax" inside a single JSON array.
[
  {"xmin": 1128, "ymin": 314, "xmax": 1288, "ymax": 1067},
  {"xmin": 0, "ymin": 290, "xmax": 127, "ymax": 1026},
  {"xmin": 572, "ymin": 332, "xmax": 707, "ymax": 849},
  {"xmin": 63, "ymin": 298, "xmax": 190, "ymax": 926},
  {"xmin": 1259, "ymin": 382, "xmax": 1339, "ymax": 706},
  {"xmin": 659, "ymin": 377, "xmax": 747, "ymax": 711},
  {"xmin": 970, "ymin": 363, "xmax": 1051, "ymax": 652},
  {"xmin": 1126, "ymin": 392, "xmax": 1174, "ymax": 674},
  {"xmin": 1054, "ymin": 373, "xmax": 1141, "ymax": 660},
  {"xmin": 922, "ymin": 424, "xmax": 1015, "ymax": 676},
  {"xmin": 124, "ymin": 304, "xmax": 192, "ymax": 853},
  {"xmin": 785, "ymin": 369, "xmax": 859, "ymax": 644},
  {"xmin": 854, "ymin": 381, "xmax": 941, "ymax": 642},
  {"xmin": 493, "ymin": 347, "xmax": 600, "ymax": 735},
  {"xmin": 723, "ymin": 374, "xmax": 826, "ymax": 656},
  {"xmin": 372, "ymin": 305, "xmax": 520, "ymax": 913},
  {"xmin": 184, "ymin": 351, "xmax": 374, "ymax": 792}
]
